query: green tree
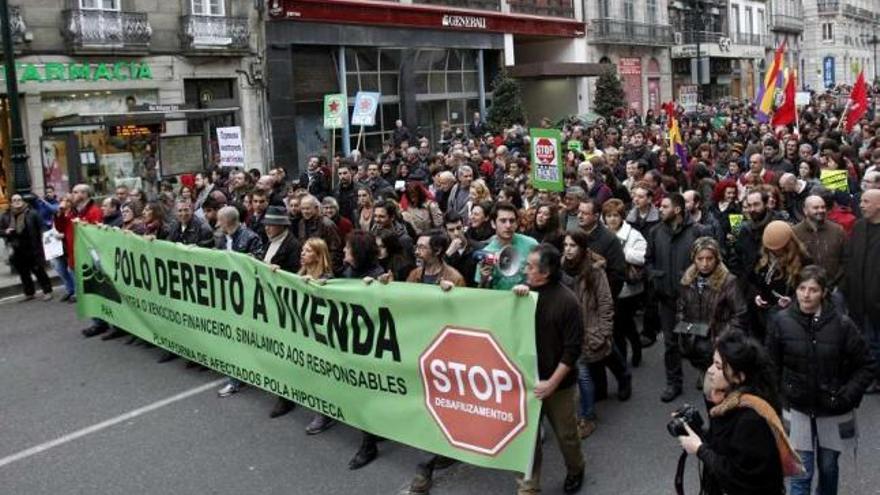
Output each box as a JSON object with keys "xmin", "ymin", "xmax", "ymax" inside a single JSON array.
[
  {"xmin": 487, "ymin": 70, "xmax": 526, "ymax": 131},
  {"xmin": 593, "ymin": 69, "xmax": 626, "ymax": 119}
]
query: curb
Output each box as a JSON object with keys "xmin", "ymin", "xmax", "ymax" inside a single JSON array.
[{"xmin": 0, "ymin": 275, "xmax": 62, "ymax": 300}]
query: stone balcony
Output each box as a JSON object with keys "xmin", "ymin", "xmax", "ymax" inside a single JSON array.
[
  {"xmin": 180, "ymin": 15, "xmax": 250, "ymax": 55},
  {"xmin": 61, "ymin": 9, "xmax": 151, "ymax": 54},
  {"xmin": 590, "ymin": 18, "xmax": 674, "ymax": 46}
]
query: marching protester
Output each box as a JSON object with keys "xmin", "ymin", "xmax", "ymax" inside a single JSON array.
[
  {"xmin": 676, "ymin": 330, "xmax": 798, "ymax": 495},
  {"xmin": 647, "ymin": 193, "xmax": 705, "ymax": 402},
  {"xmin": 766, "ymin": 265, "xmax": 876, "ymax": 495},
  {"xmin": 513, "ymin": 243, "xmax": 585, "ymax": 495},
  {"xmin": 676, "ymin": 237, "xmax": 747, "ymax": 379},
  {"xmin": 476, "ymin": 202, "xmax": 537, "ymax": 290},
  {"xmin": 842, "ymin": 189, "xmax": 880, "ymax": 393},
  {"xmin": 1, "ymin": 194, "xmax": 53, "ymax": 301}
]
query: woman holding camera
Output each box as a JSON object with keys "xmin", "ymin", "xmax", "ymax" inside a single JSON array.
[
  {"xmin": 766, "ymin": 265, "xmax": 876, "ymax": 495},
  {"xmin": 677, "ymin": 330, "xmax": 800, "ymax": 495},
  {"xmin": 676, "ymin": 237, "xmax": 747, "ymax": 383}
]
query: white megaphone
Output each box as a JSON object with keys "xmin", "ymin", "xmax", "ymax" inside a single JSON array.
[{"xmin": 496, "ymin": 245, "xmax": 522, "ymax": 277}]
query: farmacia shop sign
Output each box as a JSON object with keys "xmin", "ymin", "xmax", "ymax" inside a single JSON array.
[{"xmin": 0, "ymin": 61, "xmax": 153, "ymax": 84}]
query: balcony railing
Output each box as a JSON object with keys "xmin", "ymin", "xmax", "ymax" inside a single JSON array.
[
  {"xmin": 61, "ymin": 9, "xmax": 151, "ymax": 52},
  {"xmin": 843, "ymin": 3, "xmax": 873, "ymax": 22},
  {"xmin": 733, "ymin": 32, "xmax": 766, "ymax": 46},
  {"xmin": 772, "ymin": 13, "xmax": 804, "ymax": 33},
  {"xmin": 590, "ymin": 18, "xmax": 673, "ymax": 46},
  {"xmin": 180, "ymin": 15, "xmax": 249, "ymax": 54},
  {"xmin": 680, "ymin": 30, "xmax": 724, "ymax": 44},
  {"xmin": 508, "ymin": 0, "xmax": 574, "ymax": 19},
  {"xmin": 817, "ymin": 0, "xmax": 839, "ymax": 14},
  {"xmin": 414, "ymin": 0, "xmax": 501, "ymax": 11},
  {"xmin": 0, "ymin": 6, "xmax": 26, "ymax": 46}
]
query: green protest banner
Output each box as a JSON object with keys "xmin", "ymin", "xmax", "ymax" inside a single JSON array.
[
  {"xmin": 820, "ymin": 169, "xmax": 848, "ymax": 192},
  {"xmin": 74, "ymin": 225, "xmax": 540, "ymax": 473},
  {"xmin": 323, "ymin": 93, "xmax": 347, "ymax": 130},
  {"xmin": 530, "ymin": 128, "xmax": 564, "ymax": 192}
]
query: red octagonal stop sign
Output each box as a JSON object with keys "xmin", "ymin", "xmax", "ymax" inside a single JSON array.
[{"xmin": 420, "ymin": 326, "xmax": 527, "ymax": 456}]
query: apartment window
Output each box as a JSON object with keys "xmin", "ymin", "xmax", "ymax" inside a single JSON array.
[
  {"xmin": 822, "ymin": 23, "xmax": 833, "ymax": 42},
  {"xmin": 731, "ymin": 4, "xmax": 739, "ymax": 37},
  {"xmin": 757, "ymin": 10, "xmax": 764, "ymax": 35},
  {"xmin": 192, "ymin": 0, "xmax": 224, "ymax": 16},
  {"xmin": 744, "ymin": 7, "xmax": 753, "ymax": 34},
  {"xmin": 597, "ymin": 0, "xmax": 610, "ymax": 18},
  {"xmin": 79, "ymin": 0, "xmax": 119, "ymax": 10},
  {"xmin": 646, "ymin": 0, "xmax": 657, "ymax": 24},
  {"xmin": 623, "ymin": 0, "xmax": 634, "ymax": 21}
]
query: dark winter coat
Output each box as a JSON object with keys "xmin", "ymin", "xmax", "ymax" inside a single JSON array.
[
  {"xmin": 678, "ymin": 263, "xmax": 747, "ymax": 341},
  {"xmin": 766, "ymin": 305, "xmax": 876, "ymax": 417},
  {"xmin": 584, "ymin": 222, "xmax": 627, "ymax": 298},
  {"xmin": 262, "ymin": 232, "xmax": 302, "ymax": 274},
  {"xmin": 167, "ymin": 217, "xmax": 215, "ymax": 248},
  {"xmin": 0, "ymin": 207, "xmax": 46, "ymax": 264},
  {"xmin": 646, "ymin": 217, "xmax": 704, "ymax": 299},
  {"xmin": 728, "ymin": 210, "xmax": 786, "ymax": 280},
  {"xmin": 215, "ymin": 225, "xmax": 263, "ymax": 259},
  {"xmin": 841, "ymin": 219, "xmax": 880, "ymax": 324},
  {"xmin": 697, "ymin": 407, "xmax": 784, "ymax": 495}
]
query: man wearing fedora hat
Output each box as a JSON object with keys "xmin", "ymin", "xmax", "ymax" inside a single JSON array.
[
  {"xmin": 261, "ymin": 205, "xmax": 301, "ymax": 275},
  {"xmin": 261, "ymin": 204, "xmax": 302, "ymax": 417}
]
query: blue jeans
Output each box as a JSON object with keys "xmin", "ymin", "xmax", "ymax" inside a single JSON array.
[
  {"xmin": 52, "ymin": 256, "xmax": 75, "ymax": 296},
  {"xmin": 576, "ymin": 362, "xmax": 595, "ymax": 420},
  {"xmin": 790, "ymin": 445, "xmax": 840, "ymax": 495}
]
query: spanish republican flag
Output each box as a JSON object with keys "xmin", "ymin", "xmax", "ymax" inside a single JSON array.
[
  {"xmin": 755, "ymin": 41, "xmax": 787, "ymax": 121},
  {"xmin": 771, "ymin": 70, "xmax": 797, "ymax": 127},
  {"xmin": 662, "ymin": 101, "xmax": 689, "ymax": 168}
]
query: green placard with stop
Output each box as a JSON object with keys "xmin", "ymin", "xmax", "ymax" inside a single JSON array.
[
  {"xmin": 530, "ymin": 128, "xmax": 564, "ymax": 192},
  {"xmin": 74, "ymin": 225, "xmax": 541, "ymax": 474}
]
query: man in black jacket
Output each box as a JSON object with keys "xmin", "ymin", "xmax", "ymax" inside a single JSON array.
[
  {"xmin": 513, "ymin": 244, "xmax": 585, "ymax": 495},
  {"xmin": 334, "ymin": 162, "xmax": 358, "ymax": 223},
  {"xmin": 842, "ymin": 189, "xmax": 880, "ymax": 392},
  {"xmin": 166, "ymin": 199, "xmax": 214, "ymax": 248},
  {"xmin": 261, "ymin": 206, "xmax": 302, "ymax": 417},
  {"xmin": 647, "ymin": 193, "xmax": 705, "ymax": 402},
  {"xmin": 576, "ymin": 199, "xmax": 626, "ymax": 297},
  {"xmin": 443, "ymin": 211, "xmax": 479, "ymax": 287}
]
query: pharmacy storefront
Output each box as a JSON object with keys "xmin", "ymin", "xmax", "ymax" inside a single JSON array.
[{"xmin": 1, "ymin": 56, "xmax": 244, "ymax": 198}]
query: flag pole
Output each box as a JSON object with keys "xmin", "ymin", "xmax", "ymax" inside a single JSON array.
[{"xmin": 331, "ymin": 127, "xmax": 336, "ymax": 190}]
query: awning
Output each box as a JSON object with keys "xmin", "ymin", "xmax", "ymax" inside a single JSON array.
[
  {"xmin": 507, "ymin": 62, "xmax": 614, "ymax": 79},
  {"xmin": 42, "ymin": 107, "xmax": 240, "ymax": 132}
]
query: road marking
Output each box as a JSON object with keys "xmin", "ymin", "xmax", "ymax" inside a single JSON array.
[
  {"xmin": 0, "ymin": 285, "xmax": 65, "ymax": 305},
  {"xmin": 0, "ymin": 378, "xmax": 225, "ymax": 469}
]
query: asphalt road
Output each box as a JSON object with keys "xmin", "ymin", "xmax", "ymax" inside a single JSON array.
[{"xmin": 1, "ymin": 295, "xmax": 878, "ymax": 495}]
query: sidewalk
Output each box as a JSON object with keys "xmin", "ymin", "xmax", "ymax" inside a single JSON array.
[{"xmin": 0, "ymin": 241, "xmax": 61, "ymax": 299}]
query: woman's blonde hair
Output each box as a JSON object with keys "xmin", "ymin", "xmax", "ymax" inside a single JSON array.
[
  {"xmin": 298, "ymin": 238, "xmax": 332, "ymax": 279},
  {"xmin": 469, "ymin": 179, "xmax": 492, "ymax": 203}
]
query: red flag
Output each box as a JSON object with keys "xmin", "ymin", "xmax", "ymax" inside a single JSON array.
[
  {"xmin": 845, "ymin": 71, "xmax": 868, "ymax": 132},
  {"xmin": 771, "ymin": 71, "xmax": 797, "ymax": 127}
]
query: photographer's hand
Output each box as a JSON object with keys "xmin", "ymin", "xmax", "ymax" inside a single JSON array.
[{"xmin": 677, "ymin": 423, "xmax": 703, "ymax": 455}]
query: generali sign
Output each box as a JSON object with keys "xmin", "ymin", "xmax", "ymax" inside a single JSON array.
[{"xmin": 441, "ymin": 14, "xmax": 487, "ymax": 30}]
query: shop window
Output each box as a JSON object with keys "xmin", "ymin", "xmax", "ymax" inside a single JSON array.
[{"xmin": 191, "ymin": 0, "xmax": 224, "ymax": 16}]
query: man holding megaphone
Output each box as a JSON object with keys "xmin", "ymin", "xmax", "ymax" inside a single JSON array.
[{"xmin": 475, "ymin": 201, "xmax": 537, "ymax": 290}]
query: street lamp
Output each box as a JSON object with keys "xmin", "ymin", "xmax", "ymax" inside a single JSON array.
[
  {"xmin": 1, "ymin": 0, "xmax": 32, "ymax": 199},
  {"xmin": 685, "ymin": 1, "xmax": 716, "ymax": 104}
]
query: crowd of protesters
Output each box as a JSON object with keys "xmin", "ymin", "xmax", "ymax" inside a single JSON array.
[{"xmin": 4, "ymin": 91, "xmax": 880, "ymax": 494}]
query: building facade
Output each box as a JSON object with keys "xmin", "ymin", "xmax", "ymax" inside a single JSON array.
[
  {"xmin": 583, "ymin": 0, "xmax": 675, "ymax": 116},
  {"xmin": 670, "ymin": 0, "xmax": 772, "ymax": 104},
  {"xmin": 265, "ymin": 0, "xmax": 603, "ymax": 171},
  {"xmin": 802, "ymin": 0, "xmax": 878, "ymax": 91},
  {"xmin": 0, "ymin": 0, "xmax": 264, "ymax": 201}
]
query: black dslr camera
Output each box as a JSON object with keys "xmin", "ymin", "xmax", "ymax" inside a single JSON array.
[{"xmin": 667, "ymin": 404, "xmax": 704, "ymax": 437}]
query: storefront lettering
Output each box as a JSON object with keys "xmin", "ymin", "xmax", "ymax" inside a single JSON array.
[
  {"xmin": 441, "ymin": 15, "xmax": 487, "ymax": 30},
  {"xmin": 0, "ymin": 62, "xmax": 153, "ymax": 84}
]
